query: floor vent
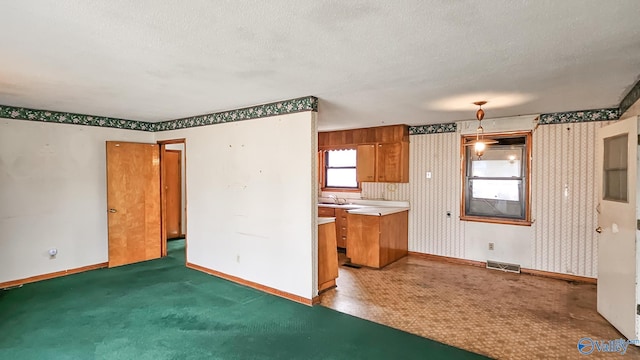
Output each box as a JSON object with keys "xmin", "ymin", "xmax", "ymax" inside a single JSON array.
[{"xmin": 486, "ymin": 260, "xmax": 521, "ymax": 273}]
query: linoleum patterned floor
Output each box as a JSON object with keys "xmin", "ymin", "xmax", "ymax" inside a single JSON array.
[{"xmin": 319, "ymin": 254, "xmax": 640, "ymax": 359}]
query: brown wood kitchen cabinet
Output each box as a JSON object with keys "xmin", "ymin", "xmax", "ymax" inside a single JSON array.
[
  {"xmin": 318, "ymin": 221, "xmax": 339, "ymax": 292},
  {"xmin": 346, "ymin": 210, "xmax": 408, "ymax": 268},
  {"xmin": 320, "ymin": 124, "xmax": 409, "ymax": 183},
  {"xmin": 335, "ymin": 208, "xmax": 348, "ymax": 248},
  {"xmin": 356, "ymin": 142, "xmax": 409, "ymax": 183},
  {"xmin": 319, "ymin": 206, "xmax": 348, "ymax": 249},
  {"xmin": 318, "ymin": 206, "xmax": 335, "ymax": 218}
]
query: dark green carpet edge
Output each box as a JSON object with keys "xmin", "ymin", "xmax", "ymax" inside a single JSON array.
[{"xmin": 0, "ymin": 240, "xmax": 490, "ymax": 360}]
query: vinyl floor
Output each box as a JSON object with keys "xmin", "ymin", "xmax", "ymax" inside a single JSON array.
[{"xmin": 320, "ymin": 253, "xmax": 640, "ymax": 359}]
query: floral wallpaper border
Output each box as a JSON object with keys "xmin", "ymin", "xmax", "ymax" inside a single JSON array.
[
  {"xmin": 409, "ymin": 107, "xmax": 620, "ymax": 136},
  {"xmin": 409, "ymin": 123, "xmax": 457, "ymax": 135},
  {"xmin": 0, "ymin": 97, "xmax": 628, "ymax": 133},
  {"xmin": 620, "ymin": 79, "xmax": 640, "ymax": 116},
  {"xmin": 538, "ymin": 108, "xmax": 619, "ymax": 125},
  {"xmin": 154, "ymin": 96, "xmax": 318, "ymax": 132},
  {"xmin": 0, "ymin": 96, "xmax": 318, "ymax": 132},
  {"xmin": 0, "ymin": 105, "xmax": 155, "ymax": 131}
]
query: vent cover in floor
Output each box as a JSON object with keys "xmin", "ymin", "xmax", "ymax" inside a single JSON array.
[{"xmin": 486, "ymin": 260, "xmax": 521, "ymax": 273}]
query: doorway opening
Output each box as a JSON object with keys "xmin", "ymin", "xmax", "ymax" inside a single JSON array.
[{"xmin": 158, "ymin": 139, "xmax": 187, "ymax": 263}]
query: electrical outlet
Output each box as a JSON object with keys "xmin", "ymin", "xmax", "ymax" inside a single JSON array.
[
  {"xmin": 236, "ymin": 255, "xmax": 240, "ymax": 263},
  {"xmin": 488, "ymin": 243, "xmax": 494, "ymax": 251}
]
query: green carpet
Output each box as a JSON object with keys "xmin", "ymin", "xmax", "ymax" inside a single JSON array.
[{"xmin": 0, "ymin": 240, "xmax": 490, "ymax": 360}]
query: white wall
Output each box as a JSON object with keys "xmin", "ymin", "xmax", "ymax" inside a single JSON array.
[
  {"xmin": 363, "ymin": 119, "xmax": 614, "ymax": 278},
  {"xmin": 0, "ymin": 119, "xmax": 153, "ymax": 283},
  {"xmin": 155, "ymin": 112, "xmax": 318, "ymax": 299},
  {"xmin": 165, "ymin": 143, "xmax": 186, "ymax": 235}
]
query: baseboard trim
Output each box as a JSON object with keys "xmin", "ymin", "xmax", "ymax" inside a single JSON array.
[
  {"xmin": 186, "ymin": 262, "xmax": 314, "ymax": 306},
  {"xmin": 408, "ymin": 252, "xmax": 597, "ymax": 284},
  {"xmin": 520, "ymin": 268, "xmax": 597, "ymax": 284},
  {"xmin": 0, "ymin": 262, "xmax": 108, "ymax": 289},
  {"xmin": 408, "ymin": 251, "xmax": 486, "ymax": 268}
]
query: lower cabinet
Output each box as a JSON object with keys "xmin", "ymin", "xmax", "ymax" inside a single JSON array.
[
  {"xmin": 346, "ymin": 210, "xmax": 408, "ymax": 268},
  {"xmin": 335, "ymin": 208, "xmax": 348, "ymax": 248},
  {"xmin": 318, "ymin": 221, "xmax": 339, "ymax": 292},
  {"xmin": 318, "ymin": 206, "xmax": 335, "ymax": 217},
  {"xmin": 318, "ymin": 206, "xmax": 348, "ymax": 249}
]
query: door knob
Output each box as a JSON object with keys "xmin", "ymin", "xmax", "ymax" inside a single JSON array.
[
  {"xmin": 595, "ymin": 226, "xmax": 602, "ymax": 233},
  {"xmin": 109, "ymin": 209, "xmax": 117, "ymax": 213}
]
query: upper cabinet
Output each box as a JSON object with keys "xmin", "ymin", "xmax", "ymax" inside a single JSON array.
[
  {"xmin": 376, "ymin": 142, "xmax": 409, "ymax": 183},
  {"xmin": 356, "ymin": 142, "xmax": 409, "ymax": 183},
  {"xmin": 320, "ymin": 125, "xmax": 409, "ymax": 183},
  {"xmin": 356, "ymin": 144, "xmax": 376, "ymax": 182}
]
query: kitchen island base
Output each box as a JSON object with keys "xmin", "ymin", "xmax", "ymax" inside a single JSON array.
[{"xmin": 346, "ymin": 210, "xmax": 408, "ymax": 269}]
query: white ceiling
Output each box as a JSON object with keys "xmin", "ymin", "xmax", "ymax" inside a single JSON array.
[{"xmin": 1, "ymin": 1, "xmax": 639, "ymax": 130}]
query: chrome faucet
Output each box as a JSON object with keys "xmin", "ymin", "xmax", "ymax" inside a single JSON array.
[{"xmin": 328, "ymin": 194, "xmax": 347, "ymax": 205}]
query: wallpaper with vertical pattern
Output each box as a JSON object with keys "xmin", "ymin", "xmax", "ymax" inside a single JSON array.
[
  {"xmin": 363, "ymin": 121, "xmax": 613, "ymax": 278},
  {"xmin": 362, "ymin": 133, "xmax": 466, "ymax": 259},
  {"xmin": 531, "ymin": 121, "xmax": 613, "ymax": 278}
]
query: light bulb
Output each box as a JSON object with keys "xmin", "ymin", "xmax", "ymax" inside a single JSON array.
[{"xmin": 474, "ymin": 141, "xmax": 486, "ymax": 152}]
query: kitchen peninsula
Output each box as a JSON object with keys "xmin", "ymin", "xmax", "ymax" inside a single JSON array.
[{"xmin": 319, "ymin": 200, "xmax": 409, "ymax": 269}]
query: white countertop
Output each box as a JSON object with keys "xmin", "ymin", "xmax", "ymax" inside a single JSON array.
[
  {"xmin": 346, "ymin": 207, "xmax": 409, "ymax": 216},
  {"xmin": 318, "ymin": 199, "xmax": 410, "ymax": 216},
  {"xmin": 317, "ymin": 203, "xmax": 369, "ymax": 209},
  {"xmin": 318, "ymin": 217, "xmax": 336, "ymax": 225}
]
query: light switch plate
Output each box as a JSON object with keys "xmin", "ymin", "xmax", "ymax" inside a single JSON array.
[{"xmin": 426, "ymin": 171, "xmax": 432, "ymax": 179}]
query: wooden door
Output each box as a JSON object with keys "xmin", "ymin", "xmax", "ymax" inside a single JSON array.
[
  {"xmin": 165, "ymin": 150, "xmax": 182, "ymax": 239},
  {"xmin": 595, "ymin": 116, "xmax": 639, "ymax": 340},
  {"xmin": 356, "ymin": 144, "xmax": 376, "ymax": 182},
  {"xmin": 106, "ymin": 141, "xmax": 161, "ymax": 267}
]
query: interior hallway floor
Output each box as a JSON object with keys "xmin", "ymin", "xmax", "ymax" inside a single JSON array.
[{"xmin": 319, "ymin": 254, "xmax": 639, "ymax": 359}]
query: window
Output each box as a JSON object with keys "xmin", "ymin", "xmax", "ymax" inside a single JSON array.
[
  {"xmin": 461, "ymin": 132, "xmax": 532, "ymax": 225},
  {"xmin": 323, "ymin": 149, "xmax": 358, "ymax": 189},
  {"xmin": 603, "ymin": 134, "xmax": 628, "ymax": 202}
]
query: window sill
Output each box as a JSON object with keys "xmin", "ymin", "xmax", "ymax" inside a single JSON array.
[
  {"xmin": 460, "ymin": 215, "xmax": 533, "ymax": 227},
  {"xmin": 322, "ymin": 187, "xmax": 361, "ymax": 193}
]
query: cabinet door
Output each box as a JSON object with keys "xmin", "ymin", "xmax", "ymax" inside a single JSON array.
[
  {"xmin": 356, "ymin": 144, "xmax": 376, "ymax": 182},
  {"xmin": 377, "ymin": 142, "xmax": 404, "ymax": 182}
]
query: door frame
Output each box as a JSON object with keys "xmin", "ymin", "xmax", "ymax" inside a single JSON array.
[
  {"xmin": 165, "ymin": 149, "xmax": 184, "ymax": 239},
  {"xmin": 158, "ymin": 138, "xmax": 187, "ymax": 260}
]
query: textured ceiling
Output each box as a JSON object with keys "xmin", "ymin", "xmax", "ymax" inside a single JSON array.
[{"xmin": 1, "ymin": 1, "xmax": 639, "ymax": 130}]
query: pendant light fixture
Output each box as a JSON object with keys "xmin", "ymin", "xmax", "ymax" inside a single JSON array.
[{"xmin": 464, "ymin": 101, "xmax": 498, "ymax": 158}]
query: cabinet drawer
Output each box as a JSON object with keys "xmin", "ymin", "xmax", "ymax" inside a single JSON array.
[
  {"xmin": 335, "ymin": 209, "xmax": 348, "ymax": 221},
  {"xmin": 318, "ymin": 207, "xmax": 335, "ymax": 217},
  {"xmin": 339, "ymin": 227, "xmax": 348, "ymax": 238},
  {"xmin": 337, "ymin": 235, "xmax": 347, "ymax": 248}
]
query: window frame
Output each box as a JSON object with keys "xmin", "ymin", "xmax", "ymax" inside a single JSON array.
[
  {"xmin": 460, "ymin": 131, "xmax": 533, "ymax": 226},
  {"xmin": 320, "ymin": 147, "xmax": 361, "ymax": 192}
]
